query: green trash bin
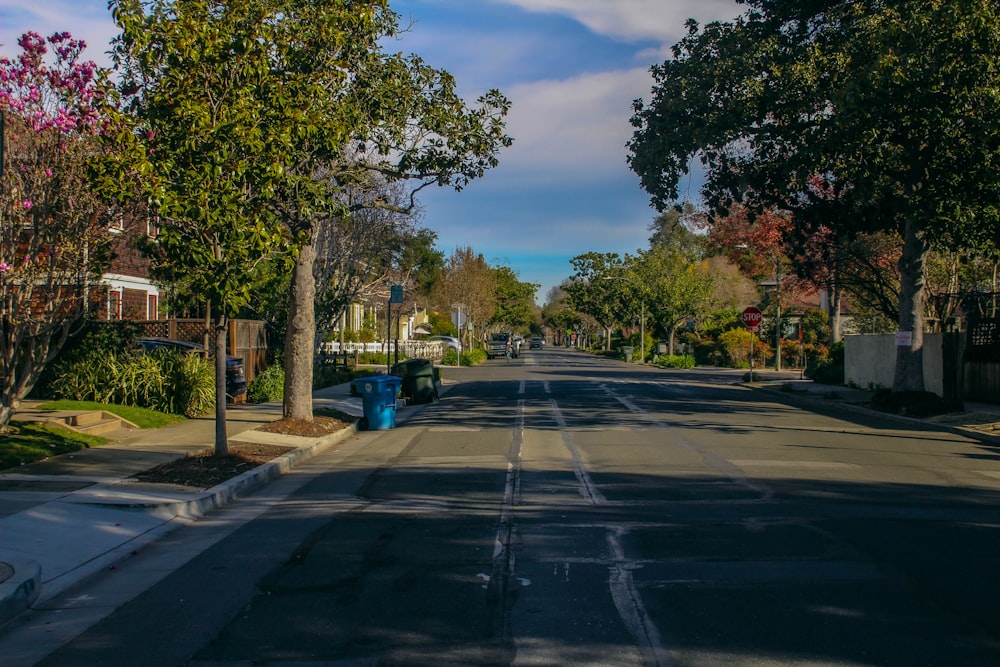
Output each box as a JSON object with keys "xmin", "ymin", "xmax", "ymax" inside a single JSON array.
[
  {"xmin": 621, "ymin": 345, "xmax": 634, "ymax": 362},
  {"xmin": 391, "ymin": 358, "xmax": 439, "ymax": 404}
]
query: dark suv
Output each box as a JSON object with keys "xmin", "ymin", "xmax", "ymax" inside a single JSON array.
[{"xmin": 135, "ymin": 338, "xmax": 247, "ymax": 400}]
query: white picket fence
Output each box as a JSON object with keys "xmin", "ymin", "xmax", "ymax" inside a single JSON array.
[{"xmin": 318, "ymin": 340, "xmax": 445, "ymax": 359}]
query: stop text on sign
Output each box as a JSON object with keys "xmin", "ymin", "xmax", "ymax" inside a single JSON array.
[{"xmin": 741, "ymin": 306, "xmax": 762, "ymax": 331}]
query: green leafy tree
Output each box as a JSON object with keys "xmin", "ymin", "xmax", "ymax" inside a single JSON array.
[
  {"xmin": 104, "ymin": 1, "xmax": 511, "ymax": 434},
  {"xmin": 632, "ymin": 246, "xmax": 717, "ymax": 355},
  {"xmin": 491, "ymin": 265, "xmax": 539, "ymax": 332},
  {"xmin": 253, "ymin": 4, "xmax": 510, "ymax": 422},
  {"xmin": 564, "ymin": 252, "xmax": 627, "ymax": 350},
  {"xmin": 401, "ymin": 228, "xmax": 445, "ymax": 299},
  {"xmin": 629, "ymin": 0, "xmax": 1000, "ymax": 393},
  {"xmin": 103, "ymin": 0, "xmax": 312, "ymax": 453}
]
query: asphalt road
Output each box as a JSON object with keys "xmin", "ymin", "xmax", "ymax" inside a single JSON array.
[{"xmin": 12, "ymin": 347, "xmax": 1000, "ymax": 665}]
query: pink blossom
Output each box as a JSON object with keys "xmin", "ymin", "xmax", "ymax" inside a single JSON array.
[
  {"xmin": 45, "ymin": 169, "xmax": 53, "ymax": 177},
  {"xmin": 22, "ymin": 200, "xmax": 32, "ymax": 209},
  {"xmin": 0, "ymin": 263, "xmax": 11, "ymax": 272}
]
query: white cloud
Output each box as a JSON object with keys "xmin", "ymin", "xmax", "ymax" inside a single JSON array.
[
  {"xmin": 0, "ymin": 2, "xmax": 117, "ymax": 67},
  {"xmin": 494, "ymin": 0, "xmax": 743, "ymax": 43},
  {"xmin": 496, "ymin": 67, "xmax": 654, "ymax": 184}
]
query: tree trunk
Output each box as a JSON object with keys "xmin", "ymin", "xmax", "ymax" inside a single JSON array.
[
  {"xmin": 893, "ymin": 217, "xmax": 928, "ymax": 393},
  {"xmin": 213, "ymin": 313, "xmax": 229, "ymax": 456},
  {"xmin": 828, "ymin": 286, "xmax": 843, "ymax": 345},
  {"xmin": 0, "ymin": 404, "xmax": 12, "ymax": 434},
  {"xmin": 283, "ymin": 242, "xmax": 317, "ymax": 421}
]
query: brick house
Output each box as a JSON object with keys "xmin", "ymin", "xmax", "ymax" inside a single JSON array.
[{"xmin": 99, "ymin": 214, "xmax": 161, "ymax": 322}]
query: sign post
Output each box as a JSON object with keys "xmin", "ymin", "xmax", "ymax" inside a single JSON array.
[
  {"xmin": 741, "ymin": 306, "xmax": 762, "ymax": 378},
  {"xmin": 389, "ymin": 285, "xmax": 404, "ymax": 368}
]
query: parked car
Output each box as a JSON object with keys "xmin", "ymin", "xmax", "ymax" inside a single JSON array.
[
  {"xmin": 134, "ymin": 338, "xmax": 247, "ymax": 400},
  {"xmin": 488, "ymin": 332, "xmax": 518, "ymax": 359},
  {"xmin": 529, "ymin": 336, "xmax": 544, "ymax": 349},
  {"xmin": 429, "ymin": 335, "xmax": 462, "ymax": 353}
]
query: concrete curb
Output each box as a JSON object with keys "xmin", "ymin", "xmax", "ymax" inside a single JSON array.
[
  {"xmin": 0, "ymin": 559, "xmax": 40, "ymax": 628},
  {"xmin": 749, "ymin": 382, "xmax": 1000, "ymax": 447},
  {"xmin": 70, "ymin": 421, "xmax": 360, "ymax": 519}
]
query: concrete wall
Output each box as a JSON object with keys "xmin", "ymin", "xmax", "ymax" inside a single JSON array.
[{"xmin": 844, "ymin": 333, "xmax": 945, "ymax": 395}]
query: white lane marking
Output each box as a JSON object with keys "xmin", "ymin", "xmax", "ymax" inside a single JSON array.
[
  {"xmin": 493, "ymin": 399, "xmax": 524, "ymax": 561},
  {"xmin": 549, "ymin": 399, "xmax": 606, "ymax": 505},
  {"xmin": 549, "ymin": 395, "xmax": 669, "ymax": 664},
  {"xmin": 608, "ymin": 526, "xmax": 675, "ymax": 667}
]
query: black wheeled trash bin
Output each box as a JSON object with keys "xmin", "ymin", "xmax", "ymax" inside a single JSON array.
[{"xmin": 391, "ymin": 358, "xmax": 439, "ymax": 404}]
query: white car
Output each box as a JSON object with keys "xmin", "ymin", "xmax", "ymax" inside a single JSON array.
[{"xmin": 429, "ymin": 335, "xmax": 462, "ymax": 353}]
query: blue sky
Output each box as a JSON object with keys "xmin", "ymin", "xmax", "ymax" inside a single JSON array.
[{"xmin": 1, "ymin": 0, "xmax": 743, "ymax": 303}]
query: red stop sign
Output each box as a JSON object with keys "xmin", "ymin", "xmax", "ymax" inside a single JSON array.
[{"xmin": 741, "ymin": 306, "xmax": 762, "ymax": 330}]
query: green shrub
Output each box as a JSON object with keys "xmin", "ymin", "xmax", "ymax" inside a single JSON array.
[
  {"xmin": 654, "ymin": 354, "xmax": 695, "ymax": 369},
  {"xmin": 32, "ymin": 321, "xmax": 142, "ymax": 399},
  {"xmin": 248, "ymin": 363, "xmax": 285, "ymax": 403},
  {"xmin": 356, "ymin": 351, "xmax": 389, "ymax": 365},
  {"xmin": 694, "ymin": 339, "xmax": 723, "ymax": 366},
  {"xmin": 50, "ymin": 349, "xmax": 215, "ymax": 417},
  {"xmin": 172, "ymin": 352, "xmax": 216, "ymax": 417},
  {"xmin": 440, "ymin": 348, "xmax": 486, "ymax": 366},
  {"xmin": 313, "ymin": 366, "xmax": 367, "ymax": 390},
  {"xmin": 806, "ymin": 340, "xmax": 844, "ymax": 385}
]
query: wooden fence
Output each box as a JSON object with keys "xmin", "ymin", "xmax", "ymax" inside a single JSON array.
[{"xmin": 134, "ymin": 319, "xmax": 268, "ymax": 384}]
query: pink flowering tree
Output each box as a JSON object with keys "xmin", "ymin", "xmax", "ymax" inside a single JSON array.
[{"xmin": 0, "ymin": 31, "xmax": 116, "ymax": 432}]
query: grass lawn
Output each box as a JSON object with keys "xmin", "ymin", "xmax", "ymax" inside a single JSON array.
[
  {"xmin": 1, "ymin": 421, "xmax": 108, "ymax": 470},
  {"xmin": 36, "ymin": 400, "xmax": 186, "ymax": 429},
  {"xmin": 2, "ymin": 402, "xmax": 187, "ymax": 470}
]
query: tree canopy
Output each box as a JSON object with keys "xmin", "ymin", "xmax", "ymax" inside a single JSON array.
[
  {"xmin": 629, "ymin": 0, "xmax": 1000, "ymax": 391},
  {"xmin": 101, "ymin": 0, "xmax": 512, "ymax": 428}
]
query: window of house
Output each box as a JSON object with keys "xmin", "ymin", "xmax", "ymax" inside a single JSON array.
[
  {"xmin": 108, "ymin": 290, "xmax": 122, "ymax": 321},
  {"xmin": 147, "ymin": 216, "xmax": 160, "ymax": 238},
  {"xmin": 147, "ymin": 294, "xmax": 158, "ymax": 320}
]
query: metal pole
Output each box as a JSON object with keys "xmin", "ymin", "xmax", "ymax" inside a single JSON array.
[
  {"xmin": 775, "ymin": 264, "xmax": 782, "ymax": 372},
  {"xmin": 640, "ymin": 299, "xmax": 645, "ymax": 363},
  {"xmin": 386, "ymin": 297, "xmax": 392, "ymax": 375}
]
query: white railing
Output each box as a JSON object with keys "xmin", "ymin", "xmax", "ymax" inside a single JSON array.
[{"xmin": 318, "ymin": 340, "xmax": 446, "ymax": 359}]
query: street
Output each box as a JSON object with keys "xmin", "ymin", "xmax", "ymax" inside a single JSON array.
[{"xmin": 8, "ymin": 347, "xmax": 1000, "ymax": 666}]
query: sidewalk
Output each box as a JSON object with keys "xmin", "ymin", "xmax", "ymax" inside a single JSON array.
[
  {"xmin": 750, "ymin": 371, "xmax": 1000, "ymax": 441},
  {"xmin": 0, "ymin": 380, "xmax": 373, "ymax": 626}
]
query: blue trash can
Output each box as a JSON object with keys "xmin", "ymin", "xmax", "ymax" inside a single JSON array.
[{"xmin": 357, "ymin": 375, "xmax": 401, "ymax": 430}]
